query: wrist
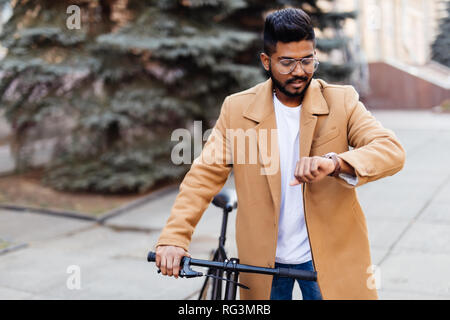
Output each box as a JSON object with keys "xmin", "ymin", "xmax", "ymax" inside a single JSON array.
[{"xmin": 322, "ymin": 152, "xmax": 341, "ymax": 177}]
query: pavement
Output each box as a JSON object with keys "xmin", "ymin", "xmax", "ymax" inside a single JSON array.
[{"xmin": 0, "ymin": 109, "xmax": 450, "ymax": 300}]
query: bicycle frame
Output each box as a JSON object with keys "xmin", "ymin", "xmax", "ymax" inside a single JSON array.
[
  {"xmin": 198, "ymin": 188, "xmax": 236, "ymax": 300},
  {"xmin": 200, "ymin": 205, "xmax": 231, "ymax": 300}
]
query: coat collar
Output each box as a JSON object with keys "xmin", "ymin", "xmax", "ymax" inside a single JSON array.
[{"xmin": 242, "ymin": 78, "xmax": 329, "ymax": 123}]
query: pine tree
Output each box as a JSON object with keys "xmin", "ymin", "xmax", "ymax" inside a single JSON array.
[
  {"xmin": 0, "ymin": 0, "xmax": 265, "ymax": 193},
  {"xmin": 0, "ymin": 0, "xmax": 361, "ymax": 194}
]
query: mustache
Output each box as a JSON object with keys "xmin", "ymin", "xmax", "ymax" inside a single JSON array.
[{"xmin": 286, "ymin": 77, "xmax": 308, "ymax": 84}]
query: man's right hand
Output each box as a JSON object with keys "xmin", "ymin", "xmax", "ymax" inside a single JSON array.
[{"xmin": 155, "ymin": 245, "xmax": 191, "ymax": 279}]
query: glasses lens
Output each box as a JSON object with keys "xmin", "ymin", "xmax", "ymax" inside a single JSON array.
[
  {"xmin": 278, "ymin": 59, "xmax": 296, "ymax": 74},
  {"xmin": 301, "ymin": 58, "xmax": 319, "ymax": 74},
  {"xmin": 277, "ymin": 58, "xmax": 319, "ymax": 74}
]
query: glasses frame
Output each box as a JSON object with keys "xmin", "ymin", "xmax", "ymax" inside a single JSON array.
[{"xmin": 270, "ymin": 55, "xmax": 320, "ymax": 75}]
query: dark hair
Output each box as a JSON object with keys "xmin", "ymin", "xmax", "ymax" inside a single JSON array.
[{"xmin": 263, "ymin": 8, "xmax": 315, "ymax": 56}]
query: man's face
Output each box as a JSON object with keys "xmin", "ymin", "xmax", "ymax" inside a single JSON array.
[{"xmin": 260, "ymin": 40, "xmax": 316, "ymax": 98}]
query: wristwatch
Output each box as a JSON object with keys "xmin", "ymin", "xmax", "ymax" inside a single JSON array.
[{"xmin": 322, "ymin": 152, "xmax": 341, "ymax": 177}]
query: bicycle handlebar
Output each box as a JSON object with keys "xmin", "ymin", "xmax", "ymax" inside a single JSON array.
[
  {"xmin": 277, "ymin": 267, "xmax": 316, "ymax": 281},
  {"xmin": 147, "ymin": 251, "xmax": 317, "ymax": 282}
]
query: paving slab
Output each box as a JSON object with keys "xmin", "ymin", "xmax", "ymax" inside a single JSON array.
[
  {"xmin": 0, "ymin": 209, "xmax": 92, "ymax": 244},
  {"xmin": 366, "ymin": 219, "xmax": 409, "ymax": 251},
  {"xmin": 105, "ymin": 174, "xmax": 236, "ymax": 231},
  {"xmin": 103, "ymin": 191, "xmax": 178, "ymax": 231},
  {"xmin": 0, "ymin": 209, "xmax": 238, "ymax": 299},
  {"xmin": 378, "ymin": 288, "xmax": 449, "ymax": 300},
  {"xmin": 370, "ymin": 110, "xmax": 450, "ymax": 131},
  {"xmin": 0, "ymin": 225, "xmax": 205, "ymax": 299},
  {"xmin": 0, "ymin": 286, "xmax": 35, "ymax": 300},
  {"xmin": 417, "ymin": 203, "xmax": 450, "ymax": 224},
  {"xmin": 390, "ymin": 221, "xmax": 450, "ymax": 255},
  {"xmin": 432, "ymin": 178, "xmax": 450, "ymax": 204},
  {"xmin": 376, "ymin": 249, "xmax": 450, "ymax": 298},
  {"xmin": 369, "ymin": 248, "xmax": 389, "ymax": 267}
]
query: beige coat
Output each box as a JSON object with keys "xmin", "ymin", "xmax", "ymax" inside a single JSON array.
[{"xmin": 156, "ymin": 78, "xmax": 406, "ymax": 300}]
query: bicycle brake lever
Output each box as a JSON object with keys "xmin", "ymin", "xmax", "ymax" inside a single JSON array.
[{"xmin": 179, "ymin": 257, "xmax": 203, "ymax": 278}]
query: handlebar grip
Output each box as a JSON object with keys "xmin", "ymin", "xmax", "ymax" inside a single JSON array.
[
  {"xmin": 278, "ymin": 267, "xmax": 317, "ymax": 281},
  {"xmin": 147, "ymin": 251, "xmax": 186, "ymax": 265},
  {"xmin": 147, "ymin": 251, "xmax": 156, "ymax": 262}
]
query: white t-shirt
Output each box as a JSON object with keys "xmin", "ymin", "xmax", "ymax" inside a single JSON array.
[
  {"xmin": 273, "ymin": 92, "xmax": 358, "ymax": 264},
  {"xmin": 273, "ymin": 93, "xmax": 311, "ymax": 264}
]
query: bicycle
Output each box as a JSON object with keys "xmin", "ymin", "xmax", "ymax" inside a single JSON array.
[{"xmin": 148, "ymin": 187, "xmax": 318, "ymax": 300}]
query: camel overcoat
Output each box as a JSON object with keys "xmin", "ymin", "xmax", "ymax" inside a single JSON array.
[{"xmin": 156, "ymin": 78, "xmax": 406, "ymax": 300}]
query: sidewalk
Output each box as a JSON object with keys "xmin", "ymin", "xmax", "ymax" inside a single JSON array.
[{"xmin": 0, "ymin": 110, "xmax": 449, "ymax": 299}]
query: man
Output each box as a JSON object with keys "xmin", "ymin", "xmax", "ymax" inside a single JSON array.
[{"xmin": 154, "ymin": 8, "xmax": 405, "ymax": 300}]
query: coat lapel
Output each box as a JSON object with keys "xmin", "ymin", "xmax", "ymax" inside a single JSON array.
[
  {"xmin": 242, "ymin": 78, "xmax": 329, "ymax": 220},
  {"xmin": 299, "ymin": 79, "xmax": 329, "ymax": 157},
  {"xmin": 242, "ymin": 79, "xmax": 281, "ymax": 220}
]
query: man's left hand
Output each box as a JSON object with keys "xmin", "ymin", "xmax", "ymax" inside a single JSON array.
[{"xmin": 289, "ymin": 156, "xmax": 335, "ymax": 185}]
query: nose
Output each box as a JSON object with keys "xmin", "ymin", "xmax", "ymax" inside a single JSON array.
[{"xmin": 291, "ymin": 61, "xmax": 306, "ymax": 77}]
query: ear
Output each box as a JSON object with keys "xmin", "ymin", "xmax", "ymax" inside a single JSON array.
[{"xmin": 260, "ymin": 52, "xmax": 270, "ymax": 72}]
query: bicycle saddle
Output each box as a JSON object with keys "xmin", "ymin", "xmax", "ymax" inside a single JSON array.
[{"xmin": 212, "ymin": 188, "xmax": 237, "ymax": 212}]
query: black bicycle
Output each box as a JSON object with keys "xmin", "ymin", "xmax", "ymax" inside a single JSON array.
[{"xmin": 148, "ymin": 188, "xmax": 317, "ymax": 300}]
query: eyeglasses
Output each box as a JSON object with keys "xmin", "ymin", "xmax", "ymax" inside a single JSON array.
[{"xmin": 271, "ymin": 56, "xmax": 320, "ymax": 75}]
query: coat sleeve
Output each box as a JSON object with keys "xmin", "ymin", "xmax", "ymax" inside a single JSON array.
[
  {"xmin": 155, "ymin": 97, "xmax": 233, "ymax": 251},
  {"xmin": 335, "ymin": 86, "xmax": 406, "ymax": 189}
]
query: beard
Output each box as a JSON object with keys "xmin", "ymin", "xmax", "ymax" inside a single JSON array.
[{"xmin": 268, "ymin": 65, "xmax": 312, "ymax": 99}]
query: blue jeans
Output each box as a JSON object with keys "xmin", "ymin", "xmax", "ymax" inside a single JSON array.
[{"xmin": 270, "ymin": 260, "xmax": 322, "ymax": 300}]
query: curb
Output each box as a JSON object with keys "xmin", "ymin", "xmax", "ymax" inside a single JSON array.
[
  {"xmin": 97, "ymin": 184, "xmax": 178, "ymax": 224},
  {"xmin": 0, "ymin": 204, "xmax": 98, "ymax": 221},
  {"xmin": 0, "ymin": 184, "xmax": 179, "ymax": 223},
  {"xmin": 0, "ymin": 242, "xmax": 28, "ymax": 256}
]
